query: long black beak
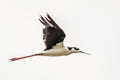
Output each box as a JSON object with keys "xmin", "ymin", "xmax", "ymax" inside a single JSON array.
[{"xmin": 80, "ymin": 51, "xmax": 91, "ymax": 55}]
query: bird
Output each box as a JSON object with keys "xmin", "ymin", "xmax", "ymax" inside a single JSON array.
[{"xmin": 10, "ymin": 13, "xmax": 90, "ymax": 61}]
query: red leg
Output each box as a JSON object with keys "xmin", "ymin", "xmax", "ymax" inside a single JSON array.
[{"xmin": 9, "ymin": 53, "xmax": 43, "ymax": 61}]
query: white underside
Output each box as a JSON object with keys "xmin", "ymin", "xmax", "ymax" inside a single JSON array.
[
  {"xmin": 40, "ymin": 48, "xmax": 71, "ymax": 56},
  {"xmin": 37, "ymin": 42, "xmax": 72, "ymax": 56}
]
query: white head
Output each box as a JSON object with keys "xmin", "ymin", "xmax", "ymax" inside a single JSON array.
[{"xmin": 67, "ymin": 47, "xmax": 90, "ymax": 55}]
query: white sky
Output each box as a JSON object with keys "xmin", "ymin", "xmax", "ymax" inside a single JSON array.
[{"xmin": 0, "ymin": 0, "xmax": 120, "ymax": 80}]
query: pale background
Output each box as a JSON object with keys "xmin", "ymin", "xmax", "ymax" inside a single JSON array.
[{"xmin": 0, "ymin": 0, "xmax": 120, "ymax": 80}]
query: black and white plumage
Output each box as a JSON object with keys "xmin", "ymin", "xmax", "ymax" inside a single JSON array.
[
  {"xmin": 10, "ymin": 13, "xmax": 90, "ymax": 61},
  {"xmin": 39, "ymin": 14, "xmax": 66, "ymax": 51}
]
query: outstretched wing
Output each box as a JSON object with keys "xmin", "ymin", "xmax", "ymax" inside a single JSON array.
[{"xmin": 39, "ymin": 13, "xmax": 66, "ymax": 51}]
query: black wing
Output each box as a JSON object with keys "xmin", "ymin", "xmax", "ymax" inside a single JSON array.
[{"xmin": 39, "ymin": 13, "xmax": 66, "ymax": 51}]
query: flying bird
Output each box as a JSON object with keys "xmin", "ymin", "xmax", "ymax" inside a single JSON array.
[{"xmin": 10, "ymin": 13, "xmax": 90, "ymax": 61}]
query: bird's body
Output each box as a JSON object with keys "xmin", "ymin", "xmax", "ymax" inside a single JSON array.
[
  {"xmin": 40, "ymin": 47, "xmax": 71, "ymax": 56},
  {"xmin": 10, "ymin": 13, "xmax": 90, "ymax": 61},
  {"xmin": 35, "ymin": 42, "xmax": 80, "ymax": 56}
]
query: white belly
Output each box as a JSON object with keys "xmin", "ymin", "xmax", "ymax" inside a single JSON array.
[{"xmin": 42, "ymin": 48, "xmax": 71, "ymax": 56}]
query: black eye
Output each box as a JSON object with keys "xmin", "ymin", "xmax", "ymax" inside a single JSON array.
[{"xmin": 74, "ymin": 47, "xmax": 79, "ymax": 50}]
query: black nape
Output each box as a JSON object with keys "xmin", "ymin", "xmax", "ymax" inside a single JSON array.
[
  {"xmin": 67, "ymin": 47, "xmax": 80, "ymax": 50},
  {"xmin": 67, "ymin": 47, "xmax": 72, "ymax": 50}
]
